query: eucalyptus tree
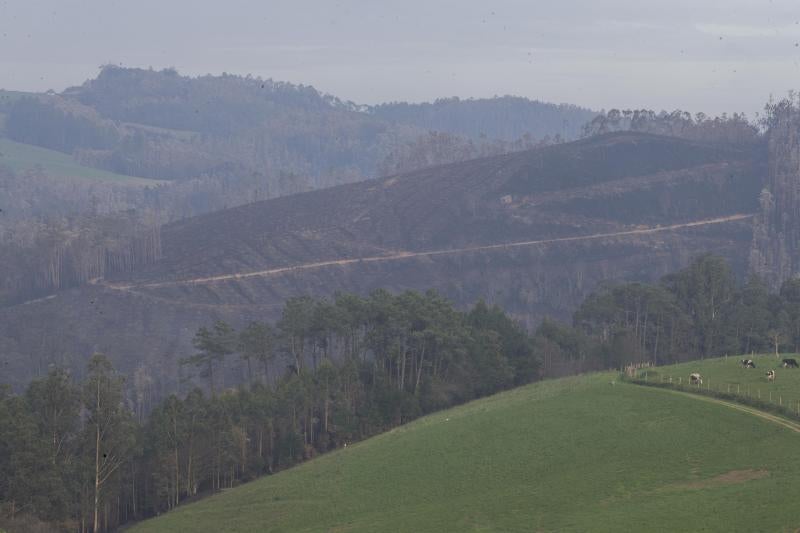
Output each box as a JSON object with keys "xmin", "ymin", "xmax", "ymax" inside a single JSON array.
[{"xmin": 82, "ymin": 354, "xmax": 134, "ymax": 533}]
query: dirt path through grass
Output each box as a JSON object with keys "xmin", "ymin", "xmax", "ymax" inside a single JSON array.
[{"xmin": 640, "ymin": 384, "xmax": 800, "ymax": 434}]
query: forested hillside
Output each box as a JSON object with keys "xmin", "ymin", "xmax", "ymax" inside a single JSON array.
[
  {"xmin": 544, "ymin": 255, "xmax": 800, "ymax": 371},
  {"xmin": 5, "ymin": 257, "xmax": 800, "ymax": 531},
  {"xmin": 0, "ymin": 292, "xmax": 536, "ymax": 532},
  {"xmin": 5, "ymin": 66, "xmax": 588, "ymax": 187}
]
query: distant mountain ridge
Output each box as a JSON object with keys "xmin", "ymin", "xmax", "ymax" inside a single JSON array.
[
  {"xmin": 371, "ymin": 96, "xmax": 595, "ymax": 142},
  {"xmin": 5, "ymin": 66, "xmax": 595, "ymax": 185}
]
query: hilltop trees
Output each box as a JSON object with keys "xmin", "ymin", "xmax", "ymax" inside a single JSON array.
[
  {"xmin": 8, "ymin": 67, "xmax": 588, "ymax": 188},
  {"xmin": 582, "ymin": 108, "xmax": 759, "ymax": 145},
  {"xmin": 372, "ymin": 96, "xmax": 595, "ymax": 142}
]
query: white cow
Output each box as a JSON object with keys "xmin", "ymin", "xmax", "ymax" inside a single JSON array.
[
  {"xmin": 689, "ymin": 373, "xmax": 703, "ymax": 385},
  {"xmin": 767, "ymin": 370, "xmax": 776, "ymax": 382}
]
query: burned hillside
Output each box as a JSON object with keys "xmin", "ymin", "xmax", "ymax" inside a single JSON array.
[{"xmin": 0, "ymin": 131, "xmax": 766, "ymax": 391}]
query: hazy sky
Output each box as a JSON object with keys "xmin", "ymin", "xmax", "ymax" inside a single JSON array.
[{"xmin": 1, "ymin": 0, "xmax": 800, "ymax": 115}]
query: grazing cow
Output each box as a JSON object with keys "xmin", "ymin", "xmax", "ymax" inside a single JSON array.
[
  {"xmin": 767, "ymin": 370, "xmax": 776, "ymax": 382},
  {"xmin": 689, "ymin": 373, "xmax": 703, "ymax": 385},
  {"xmin": 741, "ymin": 359, "xmax": 756, "ymax": 368},
  {"xmin": 782, "ymin": 358, "xmax": 799, "ymax": 368}
]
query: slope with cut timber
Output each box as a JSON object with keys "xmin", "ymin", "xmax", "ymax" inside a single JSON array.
[{"xmin": 0, "ymin": 132, "xmax": 765, "ymax": 391}]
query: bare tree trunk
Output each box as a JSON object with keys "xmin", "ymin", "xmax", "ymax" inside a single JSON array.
[
  {"xmin": 131, "ymin": 462, "xmax": 137, "ymax": 519},
  {"xmin": 93, "ymin": 380, "xmax": 101, "ymax": 533},
  {"xmin": 324, "ymin": 396, "xmax": 329, "ymax": 433},
  {"xmin": 208, "ymin": 360, "xmax": 215, "ymax": 396},
  {"xmin": 414, "ymin": 344, "xmax": 427, "ymax": 395},
  {"xmin": 174, "ymin": 445, "xmax": 180, "ymax": 506}
]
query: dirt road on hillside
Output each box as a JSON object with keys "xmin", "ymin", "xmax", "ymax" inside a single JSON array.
[{"xmin": 103, "ymin": 213, "xmax": 754, "ymax": 290}]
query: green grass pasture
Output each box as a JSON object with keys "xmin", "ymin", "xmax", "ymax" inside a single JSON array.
[{"xmin": 131, "ymin": 373, "xmax": 800, "ymax": 532}]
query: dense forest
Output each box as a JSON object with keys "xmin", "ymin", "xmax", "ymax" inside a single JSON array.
[
  {"xmin": 0, "ymin": 290, "xmax": 537, "ymax": 532},
  {"xmin": 539, "ymin": 255, "xmax": 800, "ymax": 374},
  {"xmin": 4, "ymin": 255, "xmax": 800, "ymax": 531}
]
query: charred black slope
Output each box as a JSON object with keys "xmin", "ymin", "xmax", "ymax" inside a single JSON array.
[
  {"xmin": 118, "ymin": 132, "xmax": 760, "ymax": 283},
  {"xmin": 0, "ymin": 133, "xmax": 764, "ymax": 390}
]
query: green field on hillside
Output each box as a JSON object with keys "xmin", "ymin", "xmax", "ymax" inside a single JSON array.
[
  {"xmin": 639, "ymin": 354, "xmax": 800, "ymax": 413},
  {"xmin": 0, "ymin": 137, "xmax": 163, "ymax": 185},
  {"xmin": 131, "ymin": 373, "xmax": 800, "ymax": 532}
]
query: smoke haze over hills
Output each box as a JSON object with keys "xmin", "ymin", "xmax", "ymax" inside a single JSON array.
[{"xmin": 2, "ymin": 1, "xmax": 800, "ymax": 114}]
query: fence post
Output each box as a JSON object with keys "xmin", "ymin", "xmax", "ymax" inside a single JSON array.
[
  {"xmin": 758, "ymin": 389, "xmax": 761, "ymax": 399},
  {"xmin": 780, "ymin": 396, "xmax": 782, "ymax": 406},
  {"xmin": 737, "ymin": 384, "xmax": 740, "ymax": 394},
  {"xmin": 770, "ymin": 391, "xmax": 772, "ymax": 403},
  {"xmin": 727, "ymin": 384, "xmax": 730, "ymax": 394}
]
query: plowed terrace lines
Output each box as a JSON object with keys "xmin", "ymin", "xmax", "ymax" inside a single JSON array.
[{"xmin": 106, "ymin": 214, "xmax": 754, "ymax": 290}]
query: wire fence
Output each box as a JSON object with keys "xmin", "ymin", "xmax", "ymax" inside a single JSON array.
[{"xmin": 622, "ymin": 371, "xmax": 800, "ymax": 423}]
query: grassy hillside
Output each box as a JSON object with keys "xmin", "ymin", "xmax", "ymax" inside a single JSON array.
[
  {"xmin": 130, "ymin": 373, "xmax": 800, "ymax": 532},
  {"xmin": 0, "ymin": 137, "xmax": 161, "ymax": 185},
  {"xmin": 639, "ymin": 354, "xmax": 800, "ymax": 413}
]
